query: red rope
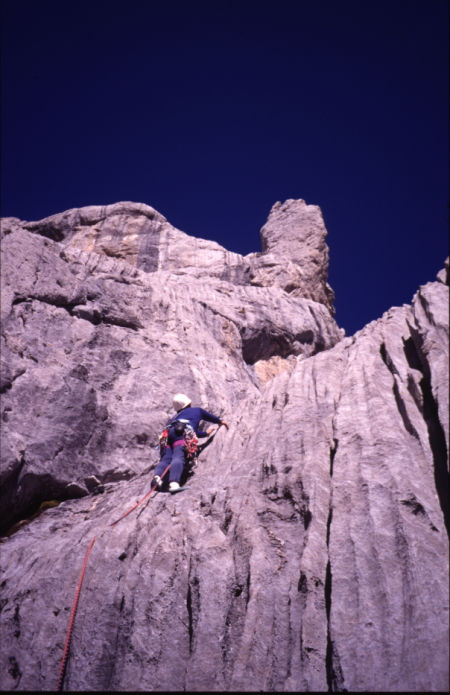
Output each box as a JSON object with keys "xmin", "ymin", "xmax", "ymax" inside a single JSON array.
[
  {"xmin": 57, "ymin": 459, "xmax": 174, "ymax": 686},
  {"xmin": 57, "ymin": 536, "xmax": 96, "ymax": 691},
  {"xmin": 110, "ymin": 463, "xmax": 171, "ymax": 527}
]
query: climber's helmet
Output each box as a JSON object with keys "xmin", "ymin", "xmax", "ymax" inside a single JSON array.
[{"xmin": 173, "ymin": 393, "xmax": 192, "ymax": 412}]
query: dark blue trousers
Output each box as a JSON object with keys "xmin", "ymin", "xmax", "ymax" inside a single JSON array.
[{"xmin": 154, "ymin": 440, "xmax": 186, "ymax": 483}]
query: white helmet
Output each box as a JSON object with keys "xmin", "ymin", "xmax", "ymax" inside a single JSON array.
[{"xmin": 173, "ymin": 393, "xmax": 192, "ymax": 412}]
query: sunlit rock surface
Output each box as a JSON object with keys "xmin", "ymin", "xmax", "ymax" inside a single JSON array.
[{"xmin": 0, "ymin": 201, "xmax": 448, "ymax": 692}]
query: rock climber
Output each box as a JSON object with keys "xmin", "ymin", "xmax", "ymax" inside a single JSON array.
[{"xmin": 152, "ymin": 393, "xmax": 229, "ymax": 493}]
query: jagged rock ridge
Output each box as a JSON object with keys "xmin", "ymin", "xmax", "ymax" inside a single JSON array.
[{"xmin": 0, "ymin": 200, "xmax": 448, "ymax": 692}]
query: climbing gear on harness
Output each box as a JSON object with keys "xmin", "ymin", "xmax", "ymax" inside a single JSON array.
[
  {"xmin": 159, "ymin": 421, "xmax": 199, "ymax": 461},
  {"xmin": 158, "ymin": 428, "xmax": 169, "ymax": 455},
  {"xmin": 172, "ymin": 393, "xmax": 192, "ymax": 411},
  {"xmin": 183, "ymin": 425, "xmax": 198, "ymax": 460}
]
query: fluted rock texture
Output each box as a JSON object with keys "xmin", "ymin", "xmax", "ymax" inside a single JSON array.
[{"xmin": 0, "ymin": 199, "xmax": 448, "ymax": 692}]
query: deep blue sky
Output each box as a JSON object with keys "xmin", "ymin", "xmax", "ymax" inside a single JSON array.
[{"xmin": 1, "ymin": 0, "xmax": 448, "ymax": 336}]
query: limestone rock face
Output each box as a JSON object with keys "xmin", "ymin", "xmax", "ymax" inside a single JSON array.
[
  {"xmin": 0, "ymin": 201, "xmax": 341, "ymax": 534},
  {"xmin": 0, "ymin": 201, "xmax": 448, "ymax": 693},
  {"xmin": 19, "ymin": 198, "xmax": 334, "ymax": 310}
]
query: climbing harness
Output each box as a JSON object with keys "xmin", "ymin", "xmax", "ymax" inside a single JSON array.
[
  {"xmin": 56, "ymin": 426, "xmax": 221, "ymax": 689},
  {"xmin": 159, "ymin": 420, "xmax": 199, "ymax": 461}
]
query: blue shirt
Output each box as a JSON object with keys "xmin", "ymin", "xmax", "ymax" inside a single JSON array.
[{"xmin": 170, "ymin": 406, "xmax": 222, "ymax": 438}]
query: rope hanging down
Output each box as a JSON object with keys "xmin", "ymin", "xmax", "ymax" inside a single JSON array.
[
  {"xmin": 56, "ymin": 426, "xmax": 220, "ymax": 689},
  {"xmin": 110, "ymin": 463, "xmax": 171, "ymax": 527},
  {"xmin": 57, "ymin": 536, "xmax": 96, "ymax": 691},
  {"xmin": 57, "ymin": 464, "xmax": 171, "ymax": 689}
]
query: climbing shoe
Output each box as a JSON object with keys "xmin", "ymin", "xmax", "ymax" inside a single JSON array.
[
  {"xmin": 169, "ymin": 481, "xmax": 181, "ymax": 493},
  {"xmin": 152, "ymin": 475, "xmax": 163, "ymax": 489}
]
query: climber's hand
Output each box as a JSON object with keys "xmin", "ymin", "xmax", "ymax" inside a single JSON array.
[{"xmin": 221, "ymin": 420, "xmax": 229, "ymax": 430}]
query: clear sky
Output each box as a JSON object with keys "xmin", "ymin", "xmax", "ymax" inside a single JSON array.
[{"xmin": 1, "ymin": 0, "xmax": 448, "ymax": 336}]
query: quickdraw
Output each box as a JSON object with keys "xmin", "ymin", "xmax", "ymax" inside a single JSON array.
[
  {"xmin": 158, "ymin": 428, "xmax": 169, "ymax": 456},
  {"xmin": 183, "ymin": 426, "xmax": 198, "ymax": 460}
]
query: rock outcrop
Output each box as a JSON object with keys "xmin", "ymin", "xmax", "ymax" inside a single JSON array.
[{"xmin": 0, "ymin": 200, "xmax": 448, "ymax": 692}]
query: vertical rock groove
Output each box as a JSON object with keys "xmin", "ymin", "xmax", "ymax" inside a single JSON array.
[
  {"xmin": 403, "ymin": 334, "xmax": 449, "ymax": 536},
  {"xmin": 325, "ymin": 522, "xmax": 345, "ymax": 692},
  {"xmin": 379, "ymin": 342, "xmax": 421, "ymax": 440},
  {"xmin": 186, "ymin": 583, "xmax": 193, "ymax": 653},
  {"xmin": 325, "ymin": 438, "xmax": 345, "ymax": 692},
  {"xmin": 329, "ymin": 439, "xmax": 338, "ymax": 479}
]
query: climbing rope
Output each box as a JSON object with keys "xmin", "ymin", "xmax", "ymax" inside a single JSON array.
[
  {"xmin": 57, "ymin": 536, "xmax": 96, "ymax": 691},
  {"xmin": 110, "ymin": 463, "xmax": 171, "ymax": 527},
  {"xmin": 56, "ymin": 466, "xmax": 169, "ymax": 690},
  {"xmin": 56, "ymin": 426, "xmax": 220, "ymax": 689}
]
